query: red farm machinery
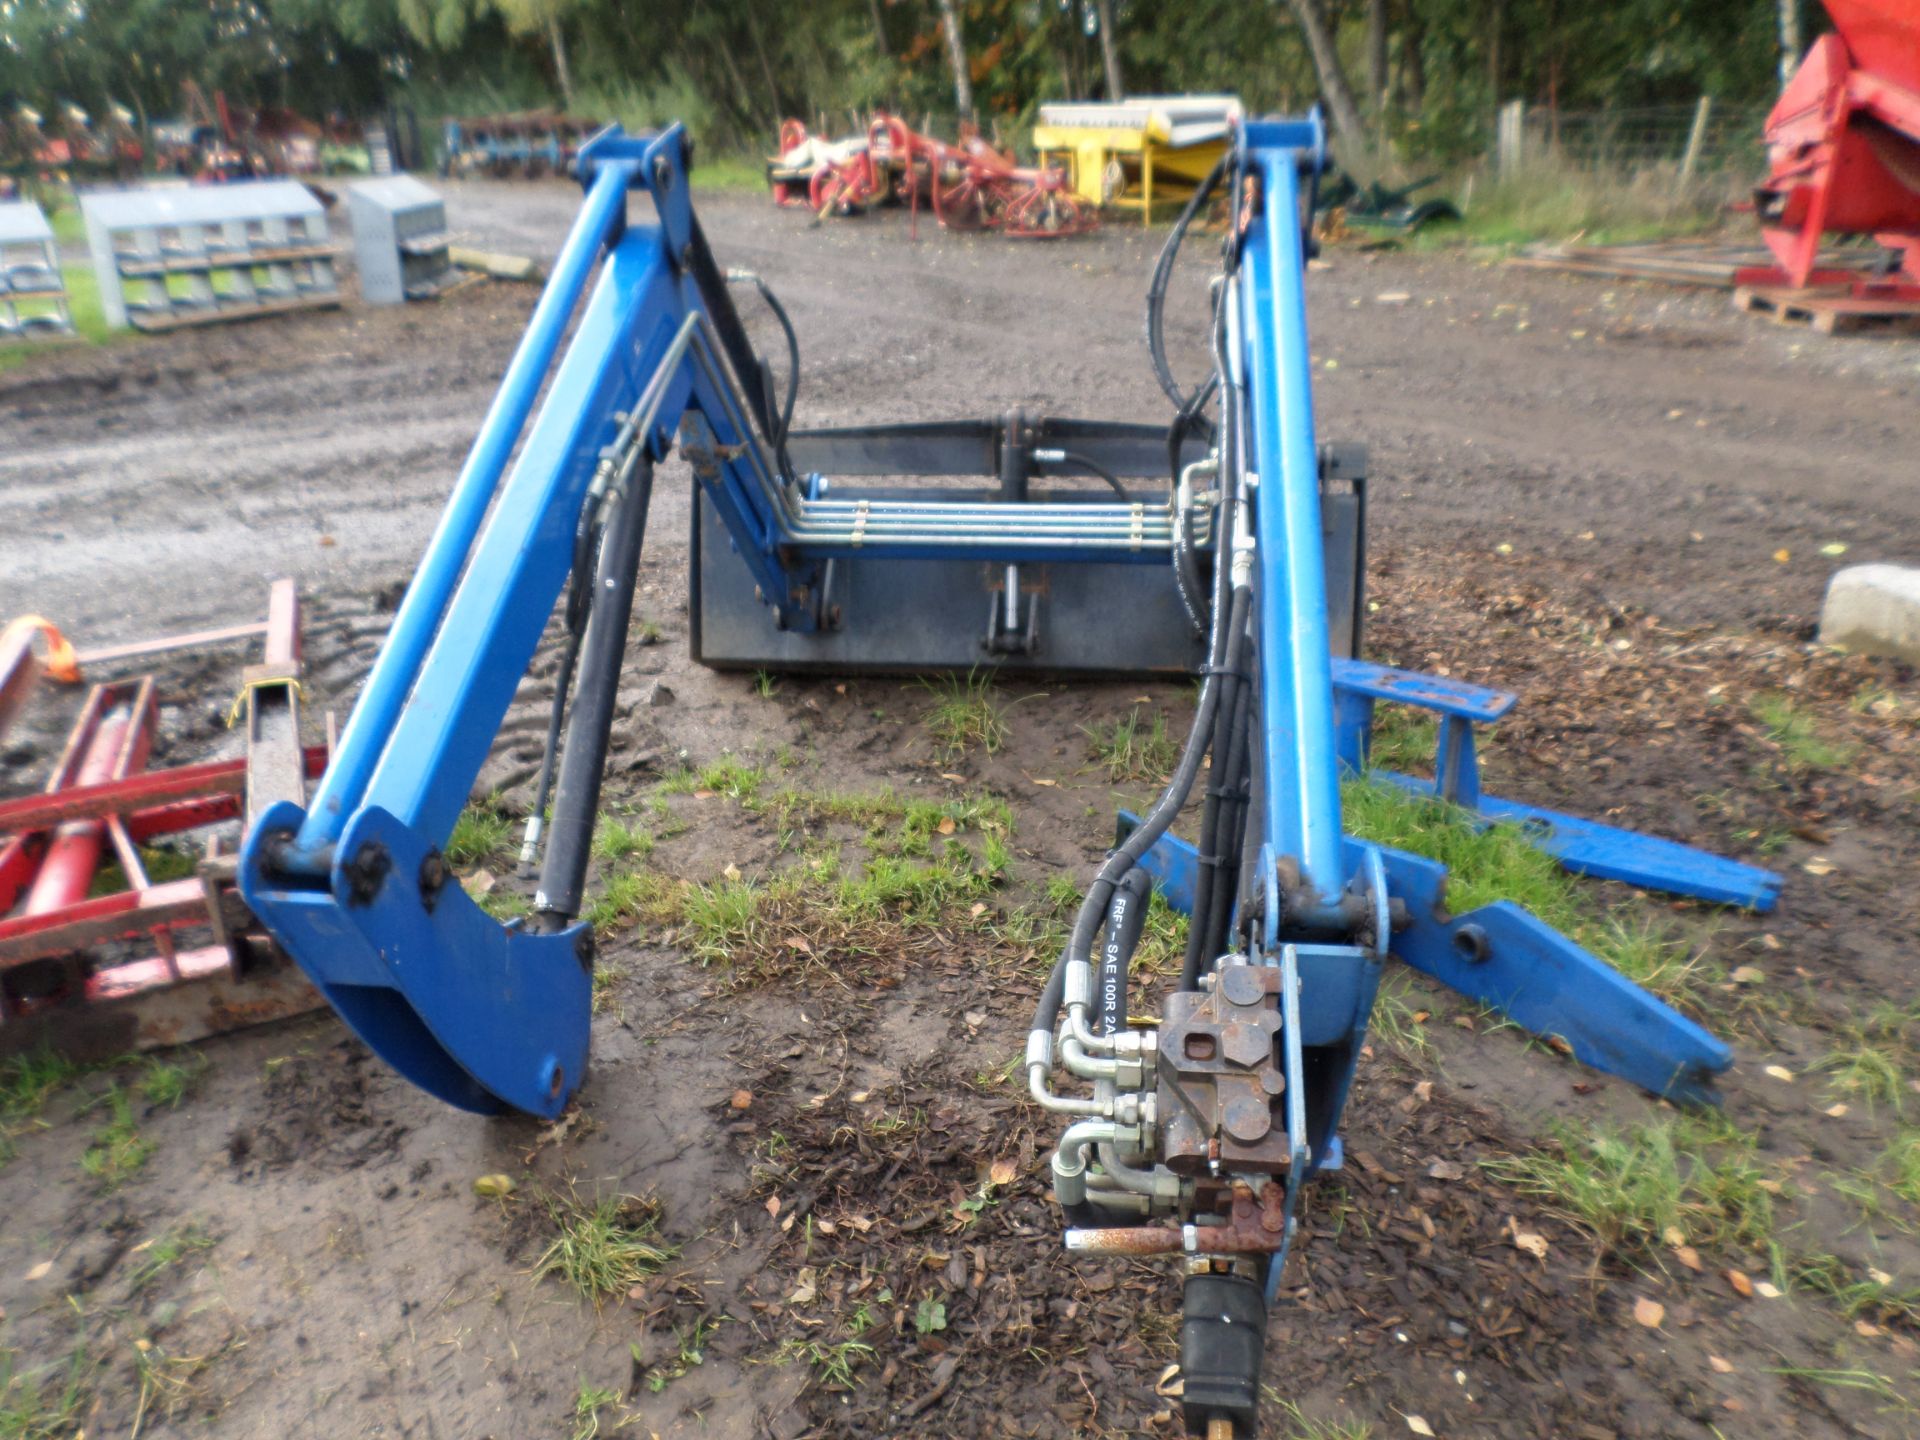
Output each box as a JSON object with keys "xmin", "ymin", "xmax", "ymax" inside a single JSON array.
[
  {"xmin": 770, "ymin": 112, "xmax": 1095, "ymax": 238},
  {"xmin": 0, "ymin": 585, "xmax": 327, "ymax": 1058},
  {"xmin": 1737, "ymin": 0, "xmax": 1920, "ymax": 328}
]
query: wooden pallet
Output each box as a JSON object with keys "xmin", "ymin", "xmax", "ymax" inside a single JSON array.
[
  {"xmin": 1508, "ymin": 240, "xmax": 1888, "ymax": 289},
  {"xmin": 1732, "ymin": 284, "xmax": 1920, "ymax": 335}
]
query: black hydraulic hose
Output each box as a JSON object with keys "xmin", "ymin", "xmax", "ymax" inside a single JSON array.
[
  {"xmin": 1145, "ymin": 150, "xmax": 1231, "ymax": 412},
  {"xmin": 1181, "ymin": 586, "xmax": 1253, "ymax": 990},
  {"xmin": 1098, "ymin": 868, "xmax": 1153, "ymax": 1038},
  {"xmin": 1048, "ymin": 449, "xmax": 1129, "ymax": 500},
  {"xmin": 726, "ymin": 271, "xmax": 801, "ymax": 444},
  {"xmin": 1032, "ymin": 480, "xmax": 1243, "ymax": 1040},
  {"xmin": 1185, "ymin": 651, "xmax": 1254, "ymax": 987}
]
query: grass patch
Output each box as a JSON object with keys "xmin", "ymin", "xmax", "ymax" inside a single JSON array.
[
  {"xmin": 445, "ymin": 800, "xmax": 514, "ymax": 868},
  {"xmin": 1750, "ymin": 693, "xmax": 1858, "ymax": 773},
  {"xmin": 1342, "ymin": 777, "xmax": 1720, "ymax": 1011},
  {"xmin": 1364, "ymin": 707, "xmax": 1438, "ymax": 774},
  {"xmin": 1789, "ymin": 1251, "xmax": 1920, "ymax": 1326},
  {"xmin": 1888, "ymin": 1132, "xmax": 1920, "ymax": 1207},
  {"xmin": 1368, "ymin": 971, "xmax": 1433, "ymax": 1057},
  {"xmin": 1273, "ymin": 1398, "xmax": 1376, "ymax": 1440},
  {"xmin": 570, "ymin": 1382, "xmax": 623, "ymax": 1440},
  {"xmin": 479, "ymin": 887, "xmax": 533, "ymax": 923},
  {"xmin": 1486, "ymin": 1113, "xmax": 1773, "ymax": 1258},
  {"xmin": 919, "ymin": 670, "xmax": 1018, "ymax": 761},
  {"xmin": 583, "ymin": 869, "xmax": 673, "ymax": 934},
  {"xmin": 137, "ymin": 1055, "xmax": 206, "ymax": 1109},
  {"xmin": 1405, "ymin": 163, "xmax": 1724, "ymax": 251},
  {"xmin": 689, "ymin": 152, "xmax": 769, "ymax": 193},
  {"xmin": 80, "ymin": 1084, "xmax": 154, "ymax": 1189},
  {"xmin": 0, "ymin": 1344, "xmax": 93, "ymax": 1439},
  {"xmin": 534, "ymin": 1191, "xmax": 675, "ymax": 1303},
  {"xmin": 2, "ymin": 1048, "xmax": 81, "ymax": 1122},
  {"xmin": 639, "ymin": 1314, "xmax": 720, "ymax": 1392},
  {"xmin": 1082, "ymin": 707, "xmax": 1177, "ymax": 783},
  {"xmin": 128, "ymin": 1225, "xmax": 217, "ymax": 1293},
  {"xmin": 591, "ymin": 814, "xmax": 655, "ymax": 864},
  {"xmin": 768, "ymin": 1336, "xmax": 875, "ymax": 1390},
  {"xmin": 591, "ymin": 960, "xmax": 628, "ymax": 1018},
  {"xmin": 660, "ymin": 756, "xmax": 766, "ymax": 802},
  {"xmin": 88, "ymin": 843, "xmax": 199, "ymax": 896}
]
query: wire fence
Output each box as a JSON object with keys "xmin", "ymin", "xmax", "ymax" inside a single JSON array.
[{"xmin": 1497, "ymin": 99, "xmax": 1769, "ymax": 190}]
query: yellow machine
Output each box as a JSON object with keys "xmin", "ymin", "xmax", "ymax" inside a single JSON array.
[{"xmin": 1032, "ymin": 96, "xmax": 1242, "ymax": 222}]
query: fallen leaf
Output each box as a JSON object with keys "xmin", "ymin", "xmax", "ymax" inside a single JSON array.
[
  {"xmin": 731, "ymin": 1089, "xmax": 754, "ymax": 1110},
  {"xmin": 849, "ymin": 1090, "xmax": 871, "ymax": 1104},
  {"xmin": 1825, "ymin": 1102, "xmax": 1849, "ymax": 1118},
  {"xmin": 939, "ymin": 773, "xmax": 966, "ymax": 783},
  {"xmin": 1803, "ymin": 859, "xmax": 1835, "ymax": 876},
  {"xmin": 1856, "ymin": 1320, "xmax": 1884, "ymax": 1338},
  {"xmin": 1405, "ymin": 1416, "xmax": 1436, "ymax": 1438},
  {"xmin": 1030, "ymin": 776, "xmax": 1058, "ymax": 788},
  {"xmin": 1633, "ymin": 1297, "xmax": 1666, "ymax": 1329},
  {"xmin": 784, "ymin": 935, "xmax": 812, "ymax": 954},
  {"xmin": 472, "ymin": 1173, "xmax": 516, "ymax": 1198},
  {"xmin": 1774, "ymin": 548, "xmax": 1791, "ymax": 564},
  {"xmin": 765, "ymin": 1195, "xmax": 782, "ymax": 1219},
  {"xmin": 1709, "ymin": 1355, "xmax": 1734, "ymax": 1373},
  {"xmin": 1754, "ymin": 1280, "xmax": 1782, "ymax": 1299},
  {"xmin": 23, "ymin": 1260, "xmax": 51, "ymax": 1283},
  {"xmin": 936, "ymin": 816, "xmax": 957, "ymax": 835},
  {"xmin": 969, "ymin": 902, "xmax": 986, "ymax": 917},
  {"xmin": 1729, "ymin": 965, "xmax": 1765, "ymax": 984},
  {"xmin": 722, "ymin": 862, "xmax": 742, "ymax": 882},
  {"xmin": 1427, "ymin": 1160, "xmax": 1466, "ymax": 1181},
  {"xmin": 1870, "ymin": 1267, "xmax": 1895, "ymax": 1286},
  {"xmin": 788, "ymin": 1267, "xmax": 818, "ymax": 1305},
  {"xmin": 1673, "ymin": 1245, "xmax": 1702, "ymax": 1272},
  {"xmin": 1726, "ymin": 1269, "xmax": 1754, "ymax": 1298},
  {"xmin": 1763, "ymin": 1065, "xmax": 1795, "ymax": 1082},
  {"xmin": 1508, "ymin": 1220, "xmax": 1549, "ymax": 1261},
  {"xmin": 1412, "ymin": 1080, "xmax": 1434, "ymax": 1103},
  {"xmin": 989, "ymin": 1158, "xmax": 1018, "ymax": 1187}
]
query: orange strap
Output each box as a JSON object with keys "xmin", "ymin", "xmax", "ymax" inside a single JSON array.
[{"xmin": 1, "ymin": 615, "xmax": 79, "ymax": 683}]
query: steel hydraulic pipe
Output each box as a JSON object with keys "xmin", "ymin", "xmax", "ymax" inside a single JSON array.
[
  {"xmin": 532, "ymin": 456, "xmax": 655, "ymax": 926},
  {"xmin": 1241, "ymin": 155, "xmax": 1347, "ymax": 905},
  {"xmin": 288, "ymin": 159, "xmax": 642, "ymax": 869}
]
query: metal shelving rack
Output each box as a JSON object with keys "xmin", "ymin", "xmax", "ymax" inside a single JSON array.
[
  {"xmin": 79, "ymin": 181, "xmax": 341, "ymax": 332},
  {"xmin": 0, "ymin": 200, "xmax": 74, "ymax": 340}
]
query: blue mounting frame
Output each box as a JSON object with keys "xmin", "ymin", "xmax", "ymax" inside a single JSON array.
[{"xmin": 239, "ymin": 116, "xmax": 1754, "ymax": 1133}]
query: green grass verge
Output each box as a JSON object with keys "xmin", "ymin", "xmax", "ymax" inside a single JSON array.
[{"xmin": 1341, "ymin": 776, "xmax": 1721, "ymax": 1012}]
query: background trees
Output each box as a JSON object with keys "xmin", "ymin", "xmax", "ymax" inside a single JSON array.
[{"xmin": 0, "ymin": 0, "xmax": 1804, "ymax": 163}]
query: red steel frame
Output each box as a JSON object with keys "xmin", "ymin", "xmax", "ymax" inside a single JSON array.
[
  {"xmin": 1739, "ymin": 0, "xmax": 1920, "ymax": 297},
  {"xmin": 0, "ymin": 580, "xmax": 327, "ymax": 1055}
]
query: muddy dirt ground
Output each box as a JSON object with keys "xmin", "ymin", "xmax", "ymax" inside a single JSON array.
[{"xmin": 1, "ymin": 182, "xmax": 1918, "ymax": 1440}]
